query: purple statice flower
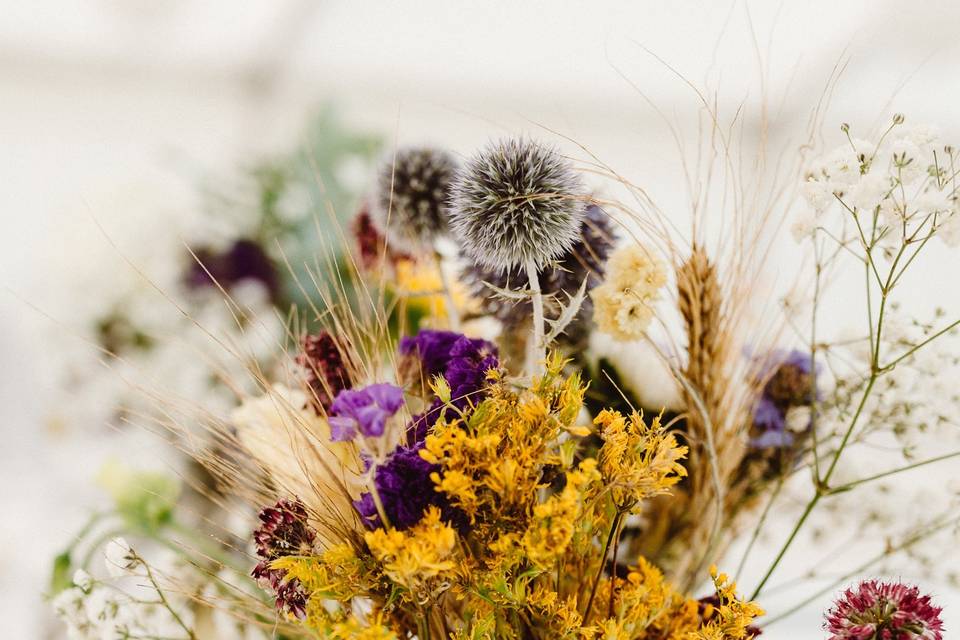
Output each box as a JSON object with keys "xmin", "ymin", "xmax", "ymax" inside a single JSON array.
[
  {"xmin": 185, "ymin": 238, "xmax": 279, "ymax": 302},
  {"xmin": 824, "ymin": 580, "xmax": 944, "ymax": 639},
  {"xmin": 399, "ymin": 330, "xmax": 498, "ymax": 442},
  {"xmin": 328, "ymin": 383, "xmax": 405, "ymax": 441},
  {"xmin": 251, "ymin": 499, "xmax": 316, "ymax": 619},
  {"xmin": 354, "ymin": 443, "xmax": 464, "ymax": 531},
  {"xmin": 750, "ymin": 348, "xmax": 818, "ymax": 449}
]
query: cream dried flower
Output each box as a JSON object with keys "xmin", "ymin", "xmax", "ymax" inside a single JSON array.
[
  {"xmin": 591, "ymin": 244, "xmax": 667, "ymax": 341},
  {"xmin": 231, "ymin": 384, "xmax": 365, "ymax": 536}
]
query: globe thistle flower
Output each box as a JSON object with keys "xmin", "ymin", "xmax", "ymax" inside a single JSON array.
[
  {"xmin": 591, "ymin": 244, "xmax": 667, "ymax": 342},
  {"xmin": 824, "ymin": 580, "xmax": 944, "ymax": 639},
  {"xmin": 251, "ymin": 499, "xmax": 317, "ymax": 619},
  {"xmin": 297, "ymin": 331, "xmax": 352, "ymax": 414},
  {"xmin": 462, "ymin": 204, "xmax": 613, "ymax": 347},
  {"xmin": 449, "ymin": 137, "xmax": 586, "ymax": 272},
  {"xmin": 375, "ymin": 147, "xmax": 458, "ymax": 250}
]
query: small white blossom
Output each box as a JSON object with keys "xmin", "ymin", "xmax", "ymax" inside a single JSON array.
[
  {"xmin": 72, "ymin": 569, "xmax": 94, "ymax": 593},
  {"xmin": 104, "ymin": 537, "xmax": 138, "ymax": 577}
]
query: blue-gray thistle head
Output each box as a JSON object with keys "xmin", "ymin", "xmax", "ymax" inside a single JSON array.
[
  {"xmin": 375, "ymin": 147, "xmax": 459, "ymax": 249},
  {"xmin": 449, "ymin": 138, "xmax": 586, "ymax": 271}
]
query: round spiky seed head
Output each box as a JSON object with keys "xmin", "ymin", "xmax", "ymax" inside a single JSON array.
[
  {"xmin": 375, "ymin": 147, "xmax": 458, "ymax": 250},
  {"xmin": 449, "ymin": 138, "xmax": 586, "ymax": 271}
]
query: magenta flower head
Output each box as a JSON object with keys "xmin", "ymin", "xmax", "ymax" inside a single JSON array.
[
  {"xmin": 328, "ymin": 383, "xmax": 405, "ymax": 441},
  {"xmin": 825, "ymin": 580, "xmax": 944, "ymax": 639}
]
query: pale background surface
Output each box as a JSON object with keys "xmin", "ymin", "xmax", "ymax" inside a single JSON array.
[{"xmin": 2, "ymin": 1, "xmax": 960, "ymax": 636}]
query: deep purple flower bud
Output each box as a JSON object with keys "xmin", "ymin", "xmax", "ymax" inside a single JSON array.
[{"xmin": 354, "ymin": 443, "xmax": 465, "ymax": 531}]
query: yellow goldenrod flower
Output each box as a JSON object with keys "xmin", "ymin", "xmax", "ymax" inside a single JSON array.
[{"xmin": 364, "ymin": 506, "xmax": 457, "ymax": 601}]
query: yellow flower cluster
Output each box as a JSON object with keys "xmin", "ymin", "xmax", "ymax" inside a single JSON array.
[
  {"xmin": 522, "ymin": 460, "xmax": 601, "ymax": 568},
  {"xmin": 594, "ymin": 409, "xmax": 689, "ymax": 512},
  {"xmin": 591, "ymin": 244, "xmax": 667, "ymax": 341},
  {"xmin": 364, "ymin": 506, "xmax": 458, "ymax": 601},
  {"xmin": 690, "ymin": 567, "xmax": 765, "ymax": 640},
  {"xmin": 328, "ymin": 616, "xmax": 399, "ymax": 640},
  {"xmin": 395, "ymin": 258, "xmax": 474, "ymax": 323},
  {"xmin": 587, "ymin": 558, "xmax": 700, "ymax": 639},
  {"xmin": 422, "ymin": 355, "xmax": 586, "ymax": 542}
]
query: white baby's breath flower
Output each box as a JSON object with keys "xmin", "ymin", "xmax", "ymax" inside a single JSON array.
[
  {"xmin": 936, "ymin": 211, "xmax": 960, "ymax": 247},
  {"xmin": 104, "ymin": 537, "xmax": 138, "ymax": 578},
  {"xmin": 72, "ymin": 569, "xmax": 94, "ymax": 593}
]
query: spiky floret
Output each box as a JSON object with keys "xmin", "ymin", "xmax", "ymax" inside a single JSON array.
[
  {"xmin": 824, "ymin": 580, "xmax": 943, "ymax": 639},
  {"xmin": 375, "ymin": 147, "xmax": 458, "ymax": 249},
  {"xmin": 449, "ymin": 138, "xmax": 586, "ymax": 271},
  {"xmin": 462, "ymin": 204, "xmax": 613, "ymax": 344}
]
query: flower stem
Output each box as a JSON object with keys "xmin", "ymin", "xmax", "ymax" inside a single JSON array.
[
  {"xmin": 583, "ymin": 510, "xmax": 623, "ymax": 625},
  {"xmin": 435, "ymin": 251, "xmax": 460, "ymax": 331},
  {"xmin": 525, "ymin": 258, "xmax": 546, "ymax": 377}
]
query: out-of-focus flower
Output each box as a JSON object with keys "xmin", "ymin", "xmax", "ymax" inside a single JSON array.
[
  {"xmin": 252, "ymin": 499, "xmax": 317, "ymax": 619},
  {"xmin": 329, "ymin": 383, "xmax": 405, "ymax": 441},
  {"xmin": 374, "ymin": 147, "xmax": 459, "ymax": 251},
  {"xmin": 104, "ymin": 537, "xmax": 138, "ymax": 578},
  {"xmin": 72, "ymin": 569, "xmax": 93, "ymax": 593},
  {"xmin": 750, "ymin": 349, "xmax": 817, "ymax": 449},
  {"xmin": 449, "ymin": 137, "xmax": 586, "ymax": 270},
  {"xmin": 824, "ymin": 580, "xmax": 943, "ymax": 640},
  {"xmin": 591, "ymin": 244, "xmax": 667, "ymax": 341},
  {"xmin": 97, "ymin": 460, "xmax": 180, "ymax": 534},
  {"xmin": 352, "ymin": 204, "xmax": 412, "ymax": 272},
  {"xmin": 184, "ymin": 238, "xmax": 279, "ymax": 302}
]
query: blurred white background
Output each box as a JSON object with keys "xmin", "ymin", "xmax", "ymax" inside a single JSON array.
[{"xmin": 3, "ymin": 1, "xmax": 960, "ymax": 637}]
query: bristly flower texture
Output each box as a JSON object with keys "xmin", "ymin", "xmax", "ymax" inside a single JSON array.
[
  {"xmin": 375, "ymin": 146, "xmax": 459, "ymax": 250},
  {"xmin": 592, "ymin": 243, "xmax": 668, "ymax": 341},
  {"xmin": 463, "ymin": 203, "xmax": 614, "ymax": 345},
  {"xmin": 824, "ymin": 580, "xmax": 944, "ymax": 639},
  {"xmin": 449, "ymin": 137, "xmax": 586, "ymax": 270},
  {"xmin": 252, "ymin": 499, "xmax": 317, "ymax": 619}
]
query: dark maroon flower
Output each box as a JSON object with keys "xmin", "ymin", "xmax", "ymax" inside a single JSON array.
[
  {"xmin": 352, "ymin": 204, "xmax": 411, "ymax": 272},
  {"xmin": 354, "ymin": 443, "xmax": 464, "ymax": 531},
  {"xmin": 185, "ymin": 238, "xmax": 279, "ymax": 301},
  {"xmin": 251, "ymin": 499, "xmax": 316, "ymax": 619},
  {"xmin": 824, "ymin": 580, "xmax": 944, "ymax": 639},
  {"xmin": 297, "ymin": 331, "xmax": 352, "ymax": 413}
]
